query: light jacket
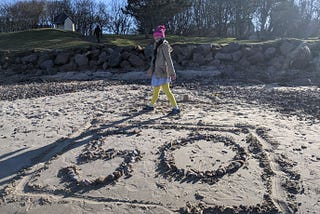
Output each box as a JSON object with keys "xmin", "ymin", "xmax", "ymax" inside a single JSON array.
[{"xmin": 150, "ymin": 40, "xmax": 176, "ymax": 78}]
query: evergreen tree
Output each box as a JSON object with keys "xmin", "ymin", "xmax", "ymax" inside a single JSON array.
[
  {"xmin": 123, "ymin": 0, "xmax": 192, "ymax": 37},
  {"xmin": 269, "ymin": 0, "xmax": 300, "ymax": 37}
]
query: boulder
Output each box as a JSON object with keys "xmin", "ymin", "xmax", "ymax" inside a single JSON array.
[
  {"xmin": 193, "ymin": 52, "xmax": 206, "ymax": 65},
  {"xmin": 109, "ymin": 50, "xmax": 121, "ymax": 67},
  {"xmin": 89, "ymin": 60, "xmax": 99, "ymax": 68},
  {"xmin": 280, "ymin": 40, "xmax": 295, "ymax": 56},
  {"xmin": 239, "ymin": 57, "xmax": 250, "ymax": 67},
  {"xmin": 182, "ymin": 45, "xmax": 196, "ymax": 59},
  {"xmin": 135, "ymin": 45, "xmax": 144, "ymax": 53},
  {"xmin": 121, "ymin": 51, "xmax": 131, "ymax": 60},
  {"xmin": 264, "ymin": 47, "xmax": 277, "ymax": 59},
  {"xmin": 194, "ymin": 44, "xmax": 212, "ymax": 55},
  {"xmin": 138, "ymin": 53, "xmax": 147, "ymax": 60},
  {"xmin": 269, "ymin": 56, "xmax": 285, "ymax": 69},
  {"xmin": 289, "ymin": 44, "xmax": 312, "ymax": 69},
  {"xmin": 212, "ymin": 59, "xmax": 221, "ymax": 66},
  {"xmin": 128, "ymin": 54, "xmax": 145, "ymax": 67},
  {"xmin": 74, "ymin": 54, "xmax": 88, "ymax": 67},
  {"xmin": 221, "ymin": 42, "xmax": 240, "ymax": 53},
  {"xmin": 98, "ymin": 52, "xmax": 108, "ymax": 65},
  {"xmin": 242, "ymin": 47, "xmax": 254, "ymax": 57},
  {"xmin": 38, "ymin": 53, "xmax": 51, "ymax": 64},
  {"xmin": 215, "ymin": 52, "xmax": 233, "ymax": 61},
  {"xmin": 311, "ymin": 56, "xmax": 320, "ymax": 73},
  {"xmin": 204, "ymin": 53, "xmax": 214, "ymax": 63},
  {"xmin": 120, "ymin": 60, "xmax": 132, "ymax": 70},
  {"xmin": 248, "ymin": 52, "xmax": 264, "ymax": 64},
  {"xmin": 211, "ymin": 44, "xmax": 222, "ymax": 53},
  {"xmin": 59, "ymin": 61, "xmax": 76, "ymax": 72},
  {"xmin": 21, "ymin": 54, "xmax": 38, "ymax": 64},
  {"xmin": 180, "ymin": 60, "xmax": 189, "ymax": 67},
  {"xmin": 40, "ymin": 60, "xmax": 54, "ymax": 70},
  {"xmin": 232, "ymin": 50, "xmax": 243, "ymax": 62},
  {"xmin": 104, "ymin": 47, "xmax": 114, "ymax": 55},
  {"xmin": 172, "ymin": 45, "xmax": 183, "ymax": 55},
  {"xmin": 176, "ymin": 53, "xmax": 186, "ymax": 64},
  {"xmin": 55, "ymin": 53, "xmax": 70, "ymax": 65},
  {"xmin": 86, "ymin": 49, "xmax": 100, "ymax": 59},
  {"xmin": 102, "ymin": 62, "xmax": 109, "ymax": 70},
  {"xmin": 15, "ymin": 57, "xmax": 21, "ymax": 64}
]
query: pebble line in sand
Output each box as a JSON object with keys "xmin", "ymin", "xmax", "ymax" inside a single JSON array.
[
  {"xmin": 59, "ymin": 139, "xmax": 142, "ymax": 187},
  {"xmin": 157, "ymin": 133, "xmax": 247, "ymax": 185},
  {"xmin": 9, "ymin": 124, "xmax": 300, "ymax": 214}
]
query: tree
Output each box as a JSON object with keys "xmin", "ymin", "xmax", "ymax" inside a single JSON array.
[
  {"xmin": 296, "ymin": 0, "xmax": 320, "ymax": 37},
  {"xmin": 107, "ymin": 0, "xmax": 134, "ymax": 34},
  {"xmin": 168, "ymin": 0, "xmax": 254, "ymax": 38},
  {"xmin": 72, "ymin": 0, "xmax": 96, "ymax": 35},
  {"xmin": 229, "ymin": 0, "xmax": 256, "ymax": 39},
  {"xmin": 166, "ymin": 6, "xmax": 194, "ymax": 35},
  {"xmin": 95, "ymin": 2, "xmax": 110, "ymax": 33},
  {"xmin": 2, "ymin": 0, "xmax": 46, "ymax": 31},
  {"xmin": 0, "ymin": 3, "xmax": 10, "ymax": 32},
  {"xmin": 269, "ymin": 1, "xmax": 300, "ymax": 37},
  {"xmin": 46, "ymin": 0, "xmax": 73, "ymax": 26},
  {"xmin": 254, "ymin": 0, "xmax": 283, "ymax": 39},
  {"xmin": 123, "ymin": 0, "xmax": 192, "ymax": 37}
]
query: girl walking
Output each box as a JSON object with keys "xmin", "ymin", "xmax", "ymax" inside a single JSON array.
[{"xmin": 144, "ymin": 25, "xmax": 180, "ymax": 115}]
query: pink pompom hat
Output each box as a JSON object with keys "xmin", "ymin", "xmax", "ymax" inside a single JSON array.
[{"xmin": 153, "ymin": 25, "xmax": 166, "ymax": 38}]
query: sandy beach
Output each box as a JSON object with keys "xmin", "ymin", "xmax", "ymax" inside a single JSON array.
[{"xmin": 0, "ymin": 74, "xmax": 319, "ymax": 213}]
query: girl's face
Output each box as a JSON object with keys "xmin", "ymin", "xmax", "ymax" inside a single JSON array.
[{"xmin": 153, "ymin": 35, "xmax": 162, "ymax": 41}]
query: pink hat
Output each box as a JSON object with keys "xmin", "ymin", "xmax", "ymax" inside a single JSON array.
[{"xmin": 153, "ymin": 25, "xmax": 166, "ymax": 38}]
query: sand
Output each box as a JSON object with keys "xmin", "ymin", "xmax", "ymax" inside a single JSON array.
[{"xmin": 0, "ymin": 76, "xmax": 319, "ymax": 213}]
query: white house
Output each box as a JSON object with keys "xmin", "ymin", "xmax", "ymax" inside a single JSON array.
[{"xmin": 53, "ymin": 12, "xmax": 75, "ymax": 31}]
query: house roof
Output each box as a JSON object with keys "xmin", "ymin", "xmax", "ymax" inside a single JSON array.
[{"xmin": 53, "ymin": 12, "xmax": 73, "ymax": 24}]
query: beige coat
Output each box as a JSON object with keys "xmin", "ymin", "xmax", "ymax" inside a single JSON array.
[{"xmin": 150, "ymin": 40, "xmax": 176, "ymax": 78}]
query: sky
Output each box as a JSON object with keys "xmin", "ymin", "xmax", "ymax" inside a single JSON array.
[
  {"xmin": 2, "ymin": 0, "xmax": 119, "ymax": 4},
  {"xmin": 1, "ymin": 0, "xmax": 127, "ymax": 12}
]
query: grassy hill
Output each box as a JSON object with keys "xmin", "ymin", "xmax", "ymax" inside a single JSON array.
[
  {"xmin": 0, "ymin": 28, "xmax": 242, "ymax": 52},
  {"xmin": 0, "ymin": 29, "xmax": 92, "ymax": 52},
  {"xmin": 1, "ymin": 28, "xmax": 319, "ymax": 52}
]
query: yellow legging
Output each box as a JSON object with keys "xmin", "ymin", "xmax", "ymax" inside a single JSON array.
[{"xmin": 151, "ymin": 83, "xmax": 178, "ymax": 108}]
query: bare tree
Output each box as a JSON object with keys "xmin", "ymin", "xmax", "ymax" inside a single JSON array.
[
  {"xmin": 106, "ymin": 1, "xmax": 134, "ymax": 34},
  {"xmin": 167, "ymin": 7, "xmax": 194, "ymax": 35},
  {"xmin": 94, "ymin": 2, "xmax": 110, "ymax": 33},
  {"xmin": 2, "ymin": 0, "xmax": 320, "ymax": 39},
  {"xmin": 296, "ymin": 0, "xmax": 320, "ymax": 37},
  {"xmin": 72, "ymin": 0, "xmax": 96, "ymax": 35},
  {"xmin": 46, "ymin": 0, "xmax": 73, "ymax": 26},
  {"xmin": 0, "ymin": 0, "xmax": 46, "ymax": 32},
  {"xmin": 0, "ymin": 3, "xmax": 10, "ymax": 32}
]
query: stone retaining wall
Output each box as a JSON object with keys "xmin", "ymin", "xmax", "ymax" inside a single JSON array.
[{"xmin": 1, "ymin": 39, "xmax": 320, "ymax": 84}]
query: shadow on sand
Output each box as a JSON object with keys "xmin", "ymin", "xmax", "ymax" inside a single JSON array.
[{"xmin": 0, "ymin": 109, "xmax": 169, "ymax": 190}]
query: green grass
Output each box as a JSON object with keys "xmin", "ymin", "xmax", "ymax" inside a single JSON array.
[
  {"xmin": 101, "ymin": 34, "xmax": 151, "ymax": 47},
  {"xmin": 101, "ymin": 34, "xmax": 240, "ymax": 46},
  {"xmin": 1, "ymin": 28, "xmax": 319, "ymax": 52},
  {"xmin": 0, "ymin": 28, "xmax": 91, "ymax": 52}
]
